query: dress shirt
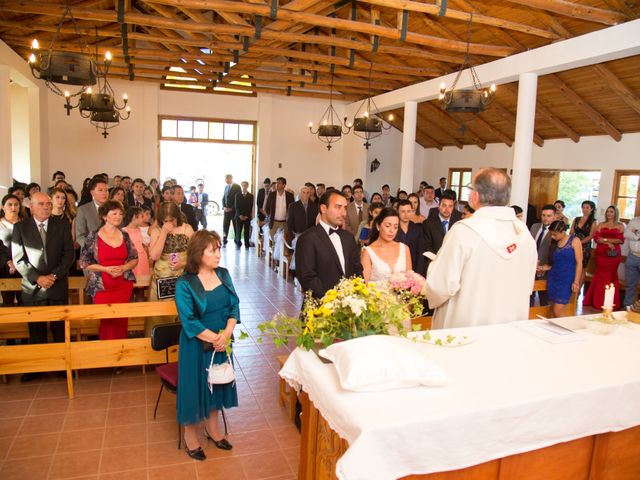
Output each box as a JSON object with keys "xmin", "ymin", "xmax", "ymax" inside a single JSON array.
[
  {"xmin": 624, "ymin": 217, "xmax": 640, "ymax": 255},
  {"xmin": 420, "ymin": 198, "xmax": 439, "ymax": 216},
  {"xmin": 274, "ymin": 191, "xmax": 287, "ymax": 221},
  {"xmin": 439, "ymin": 214, "xmax": 449, "ymax": 233},
  {"xmin": 535, "ymin": 225, "xmax": 548, "ymax": 250},
  {"xmin": 319, "ymin": 220, "xmax": 345, "ymax": 274},
  {"xmin": 36, "ymin": 218, "xmax": 50, "ymax": 232}
]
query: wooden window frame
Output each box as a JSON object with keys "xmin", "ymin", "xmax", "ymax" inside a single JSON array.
[
  {"xmin": 448, "ymin": 168, "xmax": 472, "ymax": 202},
  {"xmin": 611, "ymin": 169, "xmax": 640, "ymax": 222}
]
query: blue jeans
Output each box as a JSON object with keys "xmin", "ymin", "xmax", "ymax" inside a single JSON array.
[{"xmin": 624, "ymin": 253, "xmax": 640, "ymax": 307}]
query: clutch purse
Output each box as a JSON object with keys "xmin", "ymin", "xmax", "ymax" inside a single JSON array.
[
  {"xmin": 605, "ymin": 249, "xmax": 619, "ymax": 257},
  {"xmin": 206, "ymin": 349, "xmax": 235, "ymax": 392}
]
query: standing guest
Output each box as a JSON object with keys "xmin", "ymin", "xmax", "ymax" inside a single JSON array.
[
  {"xmin": 24, "ymin": 182, "xmax": 41, "ymax": 210},
  {"xmin": 583, "ymin": 206, "xmax": 625, "ymax": 309},
  {"xmin": 344, "ymin": 185, "xmax": 369, "ymax": 237},
  {"xmin": 161, "ymin": 185, "xmax": 173, "ymax": 203},
  {"xmin": 434, "ymin": 177, "xmax": 447, "ymax": 201},
  {"xmin": 462, "ymin": 203, "xmax": 475, "ymax": 219},
  {"xmin": 175, "ymin": 230, "xmax": 238, "ymax": 460},
  {"xmin": 353, "ymin": 178, "xmax": 369, "ymax": 202},
  {"xmin": 149, "ymin": 178, "xmax": 161, "ymax": 195},
  {"xmin": 341, "ymin": 185, "xmax": 353, "ymax": 203},
  {"xmin": 9, "ymin": 186, "xmax": 29, "ymax": 218},
  {"xmin": 554, "ymin": 200, "xmax": 570, "ymax": 225},
  {"xmin": 295, "ymin": 191, "xmax": 363, "ymax": 298},
  {"xmin": 12, "ymin": 192, "xmax": 75, "ymax": 381},
  {"xmin": 356, "ymin": 202, "xmax": 383, "ymax": 247},
  {"xmin": 419, "ymin": 185, "xmax": 438, "ymax": 217},
  {"xmin": 424, "ymin": 168, "xmax": 537, "ymax": 329},
  {"xmin": 380, "ymin": 184, "xmax": 395, "ymax": 207},
  {"xmin": 124, "ymin": 206, "xmax": 151, "ymax": 300},
  {"xmin": 530, "ymin": 204, "xmax": 557, "ymax": 306},
  {"xmin": 221, "ymin": 174, "xmax": 241, "ymax": 246},
  {"xmin": 0, "ymin": 194, "xmax": 24, "ymax": 307},
  {"xmin": 174, "ymin": 185, "xmax": 199, "ymax": 232},
  {"xmin": 146, "ymin": 202, "xmax": 194, "ymax": 335},
  {"xmin": 362, "ymin": 208, "xmax": 411, "ymax": 283},
  {"xmin": 266, "ymin": 177, "xmax": 294, "ymax": 239},
  {"xmin": 110, "ymin": 175, "xmax": 122, "ymax": 192},
  {"xmin": 256, "ymin": 177, "xmax": 271, "ymax": 225},
  {"xmin": 407, "ymin": 193, "xmax": 425, "ymax": 224},
  {"xmin": 143, "ymin": 186, "xmax": 155, "ymax": 204},
  {"xmin": 128, "ymin": 178, "xmax": 153, "ymax": 210},
  {"xmin": 512, "ymin": 205, "xmax": 524, "ymax": 221},
  {"xmin": 623, "ymin": 213, "xmax": 640, "ymax": 307},
  {"xmin": 194, "ymin": 183, "xmax": 209, "ymax": 230},
  {"xmin": 395, "ymin": 200, "xmax": 425, "ymax": 275},
  {"xmin": 80, "ymin": 201, "xmax": 138, "ymax": 340},
  {"xmin": 305, "ymin": 182, "xmax": 319, "ymax": 205},
  {"xmin": 316, "ymin": 183, "xmax": 326, "ymax": 199},
  {"xmin": 397, "ymin": 190, "xmax": 408, "ymax": 201},
  {"xmin": 109, "ymin": 186, "xmax": 128, "ymax": 209},
  {"xmin": 76, "ymin": 176, "xmax": 109, "ymax": 248},
  {"xmin": 538, "ymin": 220, "xmax": 582, "ymax": 318},
  {"xmin": 120, "ymin": 176, "xmax": 132, "ymax": 195},
  {"xmin": 188, "ymin": 186, "xmax": 198, "ymax": 209},
  {"xmin": 369, "ymin": 192, "xmax": 383, "ymax": 205},
  {"xmin": 78, "ymin": 177, "xmax": 93, "ymax": 206},
  {"xmin": 570, "ymin": 200, "xmax": 597, "ymax": 287},
  {"xmin": 234, "ymin": 181, "xmax": 254, "ymax": 249},
  {"xmin": 422, "ymin": 191, "xmax": 461, "ymax": 273},
  {"xmin": 51, "ymin": 188, "xmax": 75, "ymax": 226},
  {"xmin": 287, "ymin": 185, "xmax": 318, "ymax": 239}
]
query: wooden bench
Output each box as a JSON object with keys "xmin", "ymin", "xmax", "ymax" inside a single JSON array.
[
  {"xmin": 0, "ymin": 301, "xmax": 178, "ymax": 398},
  {"xmin": 277, "ymin": 354, "xmax": 297, "ymax": 421}
]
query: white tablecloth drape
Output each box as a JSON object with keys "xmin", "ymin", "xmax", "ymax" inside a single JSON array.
[{"xmin": 280, "ymin": 321, "xmax": 640, "ymax": 480}]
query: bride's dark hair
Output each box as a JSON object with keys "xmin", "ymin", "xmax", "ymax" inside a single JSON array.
[{"xmin": 368, "ymin": 207, "xmax": 399, "ymax": 244}]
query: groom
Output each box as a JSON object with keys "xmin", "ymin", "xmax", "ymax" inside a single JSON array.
[{"xmin": 295, "ymin": 190, "xmax": 363, "ymax": 298}]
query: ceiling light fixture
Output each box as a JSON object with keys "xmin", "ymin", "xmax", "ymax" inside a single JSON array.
[
  {"xmin": 348, "ymin": 66, "xmax": 393, "ymax": 149},
  {"xmin": 308, "ymin": 71, "xmax": 351, "ymax": 151}
]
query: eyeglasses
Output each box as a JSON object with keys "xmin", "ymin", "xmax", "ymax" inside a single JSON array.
[{"xmin": 465, "ymin": 184, "xmax": 476, "ymax": 192}]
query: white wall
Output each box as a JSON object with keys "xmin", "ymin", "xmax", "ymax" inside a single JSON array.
[{"xmin": 10, "ymin": 83, "xmax": 32, "ymax": 183}]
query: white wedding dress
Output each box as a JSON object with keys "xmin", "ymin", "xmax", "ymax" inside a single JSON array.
[{"xmin": 363, "ymin": 243, "xmax": 406, "ymax": 282}]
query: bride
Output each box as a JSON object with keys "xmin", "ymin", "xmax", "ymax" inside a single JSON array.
[{"xmin": 361, "ymin": 207, "xmax": 412, "ymax": 282}]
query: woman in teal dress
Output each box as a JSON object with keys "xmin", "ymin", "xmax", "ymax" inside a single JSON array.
[{"xmin": 174, "ymin": 230, "xmax": 240, "ymax": 461}]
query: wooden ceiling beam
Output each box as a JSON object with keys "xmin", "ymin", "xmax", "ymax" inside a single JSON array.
[
  {"xmin": 358, "ymin": 0, "xmax": 560, "ymax": 39},
  {"xmin": 529, "ymin": 9, "xmax": 572, "ymax": 38},
  {"xmin": 421, "ymin": 102, "xmax": 487, "ymax": 149},
  {"xmin": 545, "ymin": 74, "xmax": 622, "ymax": 141},
  {"xmin": 392, "ymin": 111, "xmax": 444, "ymax": 150},
  {"xmin": 492, "ymin": 102, "xmax": 545, "ymax": 147},
  {"xmin": 474, "ymin": 116, "xmax": 514, "ymax": 147},
  {"xmin": 503, "ymin": 0, "xmax": 627, "ymax": 26},
  {"xmin": 592, "ymin": 64, "xmax": 640, "ymax": 116},
  {"xmin": 416, "ymin": 110, "xmax": 464, "ymax": 149},
  {"xmin": 138, "ymin": 0, "xmax": 515, "ymax": 56}
]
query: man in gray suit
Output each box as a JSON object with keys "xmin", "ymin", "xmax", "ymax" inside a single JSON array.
[
  {"xmin": 12, "ymin": 192, "xmax": 75, "ymax": 381},
  {"xmin": 344, "ymin": 185, "xmax": 369, "ymax": 237},
  {"xmin": 75, "ymin": 176, "xmax": 109, "ymax": 248},
  {"xmin": 530, "ymin": 204, "xmax": 557, "ymax": 306}
]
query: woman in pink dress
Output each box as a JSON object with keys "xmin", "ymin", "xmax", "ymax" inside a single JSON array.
[
  {"xmin": 80, "ymin": 200, "xmax": 138, "ymax": 340},
  {"xmin": 583, "ymin": 205, "xmax": 625, "ymax": 309},
  {"xmin": 124, "ymin": 206, "xmax": 151, "ymax": 302}
]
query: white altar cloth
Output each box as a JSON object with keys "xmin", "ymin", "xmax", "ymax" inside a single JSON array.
[{"xmin": 279, "ymin": 321, "xmax": 640, "ymax": 480}]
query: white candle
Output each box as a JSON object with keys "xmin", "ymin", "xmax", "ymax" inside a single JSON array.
[{"xmin": 603, "ymin": 283, "xmax": 615, "ymax": 310}]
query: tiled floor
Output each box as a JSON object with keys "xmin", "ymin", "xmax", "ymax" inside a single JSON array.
[{"xmin": 0, "ymin": 246, "xmax": 304, "ymax": 480}]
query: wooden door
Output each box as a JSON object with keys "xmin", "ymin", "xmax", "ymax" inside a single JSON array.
[{"xmin": 528, "ymin": 170, "xmax": 559, "ymax": 219}]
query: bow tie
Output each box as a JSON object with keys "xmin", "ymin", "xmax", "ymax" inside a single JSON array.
[{"xmin": 328, "ymin": 228, "xmax": 339, "ymax": 236}]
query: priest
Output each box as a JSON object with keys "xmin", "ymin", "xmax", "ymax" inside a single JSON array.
[{"xmin": 425, "ymin": 168, "xmax": 537, "ymax": 329}]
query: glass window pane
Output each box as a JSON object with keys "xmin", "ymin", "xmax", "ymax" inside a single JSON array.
[
  {"xmin": 209, "ymin": 122, "xmax": 223, "ymax": 140},
  {"xmin": 618, "ymin": 175, "xmax": 639, "ymax": 197},
  {"xmin": 462, "ymin": 171, "xmax": 472, "ymax": 185},
  {"xmin": 193, "ymin": 121, "xmax": 208, "ymax": 139},
  {"xmin": 451, "ymin": 171, "xmax": 460, "ymax": 186},
  {"xmin": 224, "ymin": 123, "xmax": 239, "ymax": 141},
  {"xmin": 177, "ymin": 120, "xmax": 193, "ymax": 138},
  {"xmin": 238, "ymin": 124, "xmax": 254, "ymax": 141},
  {"xmin": 461, "ymin": 186, "xmax": 470, "ymax": 202},
  {"xmin": 161, "ymin": 119, "xmax": 177, "ymax": 138},
  {"xmin": 617, "ymin": 197, "xmax": 636, "ymax": 220}
]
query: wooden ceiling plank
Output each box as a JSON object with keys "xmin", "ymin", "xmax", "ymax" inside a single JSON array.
[
  {"xmin": 545, "ymin": 73, "xmax": 623, "ymax": 141},
  {"xmin": 358, "ymin": 0, "xmax": 560, "ymax": 39},
  {"xmin": 529, "ymin": 9, "xmax": 572, "ymax": 38},
  {"xmin": 474, "ymin": 116, "xmax": 514, "ymax": 146},
  {"xmin": 492, "ymin": 101, "xmax": 545, "ymax": 147},
  {"xmin": 416, "ymin": 110, "xmax": 464, "ymax": 148},
  {"xmin": 421, "ymin": 102, "xmax": 487, "ymax": 149},
  {"xmin": 502, "ymin": 0, "xmax": 627, "ymax": 26},
  {"xmin": 391, "ymin": 111, "xmax": 444, "ymax": 150},
  {"xmin": 592, "ymin": 64, "xmax": 640, "ymax": 116}
]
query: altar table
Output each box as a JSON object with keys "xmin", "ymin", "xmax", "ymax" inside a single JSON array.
[{"xmin": 280, "ymin": 320, "xmax": 640, "ymax": 480}]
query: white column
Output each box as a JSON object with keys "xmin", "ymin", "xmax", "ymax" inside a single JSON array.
[
  {"xmin": 399, "ymin": 100, "xmax": 417, "ymax": 193},
  {"xmin": 0, "ymin": 66, "xmax": 12, "ymax": 193},
  {"xmin": 511, "ymin": 73, "xmax": 538, "ymax": 222}
]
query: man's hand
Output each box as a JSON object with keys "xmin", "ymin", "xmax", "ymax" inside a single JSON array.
[{"xmin": 36, "ymin": 274, "xmax": 55, "ymax": 289}]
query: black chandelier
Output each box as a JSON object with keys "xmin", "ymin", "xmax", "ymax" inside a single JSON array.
[
  {"xmin": 438, "ymin": 13, "xmax": 496, "ymax": 117},
  {"xmin": 308, "ymin": 72, "xmax": 351, "ymax": 151}
]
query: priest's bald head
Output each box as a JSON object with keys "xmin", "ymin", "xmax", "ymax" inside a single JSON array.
[{"xmin": 469, "ymin": 168, "xmax": 511, "ymax": 210}]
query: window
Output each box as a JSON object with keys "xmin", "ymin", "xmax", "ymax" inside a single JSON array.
[
  {"xmin": 159, "ymin": 117, "xmax": 255, "ymax": 144},
  {"xmin": 449, "ymin": 168, "xmax": 472, "ymax": 202},
  {"xmin": 612, "ymin": 170, "xmax": 640, "ymax": 222}
]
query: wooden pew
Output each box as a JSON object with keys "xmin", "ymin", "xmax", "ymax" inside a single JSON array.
[{"xmin": 0, "ymin": 301, "xmax": 178, "ymax": 399}]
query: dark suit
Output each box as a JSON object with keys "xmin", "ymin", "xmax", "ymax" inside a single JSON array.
[
  {"xmin": 12, "ymin": 216, "xmax": 75, "ymax": 343},
  {"xmin": 222, "ymin": 183, "xmax": 241, "ymax": 242},
  {"xmin": 530, "ymin": 222, "xmax": 552, "ymax": 305},
  {"xmin": 395, "ymin": 222, "xmax": 426, "ymax": 275},
  {"xmin": 434, "ymin": 187, "xmax": 445, "ymax": 200},
  {"xmin": 180, "ymin": 202, "xmax": 199, "ymax": 231},
  {"xmin": 234, "ymin": 191, "xmax": 254, "ymax": 247},
  {"xmin": 286, "ymin": 201, "xmax": 318, "ymax": 236},
  {"xmin": 295, "ymin": 224, "xmax": 363, "ymax": 299},
  {"xmin": 127, "ymin": 192, "xmax": 153, "ymax": 210},
  {"xmin": 256, "ymin": 187, "xmax": 268, "ymax": 222},
  {"xmin": 195, "ymin": 191, "xmax": 209, "ymax": 229},
  {"xmin": 265, "ymin": 190, "xmax": 295, "ymax": 230},
  {"xmin": 422, "ymin": 212, "xmax": 461, "ymax": 272}
]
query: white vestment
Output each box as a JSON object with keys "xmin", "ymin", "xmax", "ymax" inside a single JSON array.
[{"xmin": 426, "ymin": 206, "xmax": 537, "ymax": 329}]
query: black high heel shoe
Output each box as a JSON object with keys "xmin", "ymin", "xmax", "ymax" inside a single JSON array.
[
  {"xmin": 185, "ymin": 446, "xmax": 206, "ymax": 461},
  {"xmin": 204, "ymin": 429, "xmax": 233, "ymax": 450}
]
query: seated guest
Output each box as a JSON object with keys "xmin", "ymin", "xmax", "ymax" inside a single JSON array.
[
  {"xmin": 396, "ymin": 200, "xmax": 426, "ymax": 275},
  {"xmin": 361, "ymin": 208, "xmax": 411, "ymax": 283},
  {"xmin": 462, "ymin": 203, "xmax": 475, "ymax": 219},
  {"xmin": 175, "ymin": 230, "xmax": 239, "ymax": 460},
  {"xmin": 407, "ymin": 193, "xmax": 425, "ymax": 224},
  {"xmin": 537, "ymin": 220, "xmax": 582, "ymax": 318},
  {"xmin": 422, "ymin": 191, "xmax": 461, "ymax": 273},
  {"xmin": 123, "ymin": 206, "xmax": 151, "ymax": 301},
  {"xmin": 356, "ymin": 202, "xmax": 383, "ymax": 247},
  {"xmin": 0, "ymin": 194, "xmax": 24, "ymax": 306},
  {"xmin": 80, "ymin": 200, "xmax": 138, "ymax": 341},
  {"xmin": 344, "ymin": 185, "xmax": 369, "ymax": 237}
]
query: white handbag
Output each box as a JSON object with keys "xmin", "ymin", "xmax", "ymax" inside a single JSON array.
[{"xmin": 206, "ymin": 349, "xmax": 235, "ymax": 392}]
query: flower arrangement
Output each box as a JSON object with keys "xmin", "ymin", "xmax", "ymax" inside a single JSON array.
[{"xmin": 251, "ymin": 276, "xmax": 425, "ymax": 351}]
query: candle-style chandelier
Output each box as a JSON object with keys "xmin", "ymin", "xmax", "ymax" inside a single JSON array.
[{"xmin": 308, "ymin": 71, "xmax": 351, "ymax": 151}]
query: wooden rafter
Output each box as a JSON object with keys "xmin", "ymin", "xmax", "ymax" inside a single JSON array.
[
  {"xmin": 503, "ymin": 0, "xmax": 627, "ymax": 26},
  {"xmin": 388, "ymin": 112, "xmax": 443, "ymax": 150},
  {"xmin": 545, "ymin": 74, "xmax": 623, "ymax": 141},
  {"xmin": 416, "ymin": 110, "xmax": 464, "ymax": 149},
  {"xmin": 492, "ymin": 102, "xmax": 545, "ymax": 147},
  {"xmin": 474, "ymin": 116, "xmax": 514, "ymax": 147},
  {"xmin": 592, "ymin": 64, "xmax": 640, "ymax": 116},
  {"xmin": 421, "ymin": 102, "xmax": 487, "ymax": 149}
]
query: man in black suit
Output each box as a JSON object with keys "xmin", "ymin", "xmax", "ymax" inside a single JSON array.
[
  {"xmin": 265, "ymin": 177, "xmax": 295, "ymax": 239},
  {"xmin": 256, "ymin": 177, "xmax": 271, "ymax": 224},
  {"xmin": 128, "ymin": 178, "xmax": 153, "ymax": 210},
  {"xmin": 434, "ymin": 177, "xmax": 447, "ymax": 201},
  {"xmin": 530, "ymin": 204, "xmax": 556, "ymax": 306},
  {"xmin": 287, "ymin": 185, "xmax": 319, "ymax": 238},
  {"xmin": 173, "ymin": 185, "xmax": 198, "ymax": 231},
  {"xmin": 234, "ymin": 181, "xmax": 254, "ymax": 248},
  {"xmin": 222, "ymin": 174, "xmax": 241, "ymax": 246},
  {"xmin": 395, "ymin": 200, "xmax": 426, "ymax": 275},
  {"xmin": 195, "ymin": 182, "xmax": 209, "ymax": 230},
  {"xmin": 422, "ymin": 190, "xmax": 461, "ymax": 272},
  {"xmin": 12, "ymin": 192, "xmax": 75, "ymax": 381},
  {"xmin": 295, "ymin": 191, "xmax": 363, "ymax": 299}
]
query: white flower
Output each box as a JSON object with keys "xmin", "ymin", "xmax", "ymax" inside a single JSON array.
[{"xmin": 344, "ymin": 295, "xmax": 366, "ymax": 317}]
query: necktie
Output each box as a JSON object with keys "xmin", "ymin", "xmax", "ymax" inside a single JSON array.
[
  {"xmin": 329, "ymin": 227, "xmax": 339, "ymax": 236},
  {"xmin": 441, "ymin": 220, "xmax": 448, "ymax": 232},
  {"xmin": 357, "ymin": 206, "xmax": 363, "ymax": 223},
  {"xmin": 39, "ymin": 223, "xmax": 48, "ymax": 264},
  {"xmin": 536, "ymin": 226, "xmax": 546, "ymax": 250}
]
